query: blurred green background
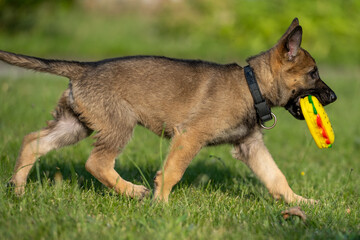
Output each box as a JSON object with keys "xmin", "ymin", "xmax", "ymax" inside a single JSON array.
[{"xmin": 0, "ymin": 0, "xmax": 359, "ymax": 66}]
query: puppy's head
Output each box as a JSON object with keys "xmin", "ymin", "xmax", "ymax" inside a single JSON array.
[{"xmin": 272, "ymin": 18, "xmax": 337, "ymax": 120}]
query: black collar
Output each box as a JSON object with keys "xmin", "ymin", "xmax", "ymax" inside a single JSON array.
[{"xmin": 244, "ymin": 65, "xmax": 273, "ymax": 124}]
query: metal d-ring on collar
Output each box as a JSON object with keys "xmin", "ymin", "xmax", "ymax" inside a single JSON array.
[
  {"xmin": 244, "ymin": 65, "xmax": 277, "ymax": 130},
  {"xmin": 260, "ymin": 112, "xmax": 277, "ymax": 130}
]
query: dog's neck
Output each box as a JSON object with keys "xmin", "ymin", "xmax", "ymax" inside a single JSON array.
[{"xmin": 246, "ymin": 51, "xmax": 280, "ymax": 107}]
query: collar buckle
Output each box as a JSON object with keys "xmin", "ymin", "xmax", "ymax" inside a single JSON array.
[{"xmin": 255, "ymin": 101, "xmax": 273, "ymax": 122}]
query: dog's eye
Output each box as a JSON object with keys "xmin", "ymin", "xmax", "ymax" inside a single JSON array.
[{"xmin": 309, "ymin": 68, "xmax": 319, "ymax": 80}]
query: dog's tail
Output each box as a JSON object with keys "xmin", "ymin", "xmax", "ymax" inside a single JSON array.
[{"xmin": 0, "ymin": 50, "xmax": 87, "ymax": 78}]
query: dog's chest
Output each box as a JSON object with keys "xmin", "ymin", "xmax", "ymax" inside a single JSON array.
[{"xmin": 209, "ymin": 125, "xmax": 249, "ymax": 145}]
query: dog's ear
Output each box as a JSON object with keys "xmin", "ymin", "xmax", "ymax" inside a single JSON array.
[
  {"xmin": 278, "ymin": 18, "xmax": 300, "ymax": 43},
  {"xmin": 285, "ymin": 26, "xmax": 302, "ymax": 60},
  {"xmin": 275, "ymin": 19, "xmax": 303, "ymax": 61}
]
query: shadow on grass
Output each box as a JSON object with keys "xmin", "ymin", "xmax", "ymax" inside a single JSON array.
[{"xmin": 26, "ymin": 155, "xmax": 263, "ymax": 199}]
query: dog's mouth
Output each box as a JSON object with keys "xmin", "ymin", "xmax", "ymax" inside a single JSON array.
[
  {"xmin": 285, "ymin": 90, "xmax": 322, "ymax": 120},
  {"xmin": 285, "ymin": 89, "xmax": 337, "ymax": 120},
  {"xmin": 285, "ymin": 78, "xmax": 337, "ymax": 120},
  {"xmin": 285, "ymin": 96, "xmax": 305, "ymax": 120}
]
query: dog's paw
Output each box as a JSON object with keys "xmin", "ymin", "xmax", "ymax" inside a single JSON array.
[
  {"xmin": 152, "ymin": 171, "xmax": 170, "ymax": 203},
  {"xmin": 152, "ymin": 192, "xmax": 169, "ymax": 203},
  {"xmin": 125, "ymin": 184, "xmax": 150, "ymax": 200},
  {"xmin": 153, "ymin": 188, "xmax": 169, "ymax": 203},
  {"xmin": 6, "ymin": 181, "xmax": 25, "ymax": 196},
  {"xmin": 152, "ymin": 188, "xmax": 170, "ymax": 203},
  {"xmin": 293, "ymin": 194, "xmax": 319, "ymax": 205}
]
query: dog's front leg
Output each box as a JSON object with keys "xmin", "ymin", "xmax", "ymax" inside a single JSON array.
[
  {"xmin": 154, "ymin": 128, "xmax": 204, "ymax": 202},
  {"xmin": 233, "ymin": 130, "xmax": 317, "ymax": 204}
]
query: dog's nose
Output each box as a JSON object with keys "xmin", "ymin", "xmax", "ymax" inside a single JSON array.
[{"xmin": 329, "ymin": 91, "xmax": 337, "ymax": 103}]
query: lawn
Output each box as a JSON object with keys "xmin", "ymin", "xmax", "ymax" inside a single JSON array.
[{"xmin": 0, "ymin": 2, "xmax": 359, "ymax": 239}]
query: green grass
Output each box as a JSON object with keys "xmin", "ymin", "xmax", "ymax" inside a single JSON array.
[{"xmin": 0, "ymin": 66, "xmax": 359, "ymax": 240}]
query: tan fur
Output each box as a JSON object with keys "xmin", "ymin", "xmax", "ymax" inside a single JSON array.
[
  {"xmin": 2, "ymin": 18, "xmax": 336, "ymax": 203},
  {"xmin": 232, "ymin": 130, "xmax": 316, "ymax": 204}
]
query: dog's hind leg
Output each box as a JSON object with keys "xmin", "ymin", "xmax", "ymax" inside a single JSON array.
[
  {"xmin": 233, "ymin": 130, "xmax": 317, "ymax": 204},
  {"xmin": 85, "ymin": 147, "xmax": 150, "ymax": 199},
  {"xmin": 9, "ymin": 105, "xmax": 91, "ymax": 196},
  {"xmin": 84, "ymin": 129, "xmax": 150, "ymax": 199}
]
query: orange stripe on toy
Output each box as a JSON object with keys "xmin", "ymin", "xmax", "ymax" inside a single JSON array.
[
  {"xmin": 299, "ymin": 95, "xmax": 334, "ymax": 149},
  {"xmin": 316, "ymin": 114, "xmax": 330, "ymax": 144}
]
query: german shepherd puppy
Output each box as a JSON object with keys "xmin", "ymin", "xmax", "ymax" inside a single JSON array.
[{"xmin": 1, "ymin": 18, "xmax": 336, "ymax": 203}]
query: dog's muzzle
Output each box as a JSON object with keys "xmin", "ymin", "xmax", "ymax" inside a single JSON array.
[{"xmin": 285, "ymin": 80, "xmax": 337, "ymax": 120}]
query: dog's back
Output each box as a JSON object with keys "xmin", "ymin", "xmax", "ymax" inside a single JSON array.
[{"xmin": 73, "ymin": 56, "xmax": 251, "ymax": 136}]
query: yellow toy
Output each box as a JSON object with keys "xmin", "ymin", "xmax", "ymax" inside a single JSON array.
[{"xmin": 299, "ymin": 95, "xmax": 334, "ymax": 148}]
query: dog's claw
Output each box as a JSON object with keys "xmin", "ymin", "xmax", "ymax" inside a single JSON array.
[
  {"xmin": 138, "ymin": 187, "xmax": 151, "ymax": 200},
  {"xmin": 5, "ymin": 181, "xmax": 25, "ymax": 196},
  {"xmin": 5, "ymin": 181, "xmax": 15, "ymax": 189},
  {"xmin": 126, "ymin": 184, "xmax": 150, "ymax": 200}
]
